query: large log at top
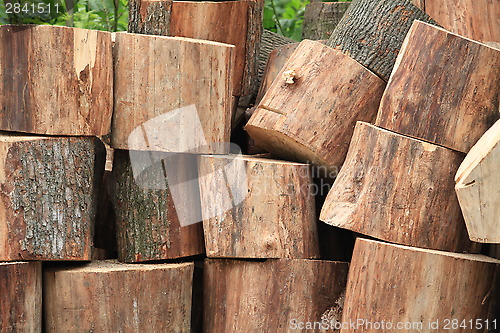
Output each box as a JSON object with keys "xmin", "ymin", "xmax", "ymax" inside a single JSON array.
[
  {"xmin": 0, "ymin": 262, "xmax": 42, "ymax": 333},
  {"xmin": 320, "ymin": 122, "xmax": 479, "ymax": 253},
  {"xmin": 204, "ymin": 258, "xmax": 349, "ymax": 333},
  {"xmin": 198, "ymin": 155, "xmax": 319, "ymax": 259},
  {"xmin": 246, "ymin": 40, "xmax": 385, "ymax": 175},
  {"xmin": 128, "ymin": 0, "xmax": 263, "ymax": 96},
  {"xmin": 0, "ymin": 134, "xmax": 105, "ymax": 261},
  {"xmin": 424, "ymin": 0, "xmax": 500, "ymax": 43},
  {"xmin": 0, "ymin": 25, "xmax": 112, "ymax": 136},
  {"xmin": 375, "ymin": 21, "xmax": 500, "ymax": 153},
  {"xmin": 302, "ymin": 2, "xmax": 351, "ymax": 40},
  {"xmin": 44, "ymin": 260, "xmax": 194, "ymax": 332},
  {"xmin": 111, "ymin": 32, "xmax": 234, "ymax": 154},
  {"xmin": 326, "ymin": 0, "xmax": 437, "ymax": 81},
  {"xmin": 455, "ymin": 119, "xmax": 500, "ymax": 243},
  {"xmin": 341, "ymin": 238, "xmax": 500, "ymax": 333}
]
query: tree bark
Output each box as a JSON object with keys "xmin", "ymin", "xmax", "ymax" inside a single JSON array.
[
  {"xmin": 320, "ymin": 122, "xmax": 479, "ymax": 253},
  {"xmin": 256, "ymin": 42, "xmax": 300, "ymax": 104},
  {"xmin": 128, "ymin": 0, "xmax": 263, "ymax": 96},
  {"xmin": 0, "ymin": 262, "xmax": 42, "ymax": 333},
  {"xmin": 204, "ymin": 258, "xmax": 349, "ymax": 332},
  {"xmin": 424, "ymin": 0, "xmax": 500, "ymax": 43},
  {"xmin": 111, "ymin": 32, "xmax": 233, "ymax": 154},
  {"xmin": 302, "ymin": 2, "xmax": 351, "ymax": 40},
  {"xmin": 342, "ymin": 238, "xmax": 500, "ymax": 333},
  {"xmin": 198, "ymin": 155, "xmax": 319, "ymax": 259},
  {"xmin": 0, "ymin": 135, "xmax": 105, "ymax": 261},
  {"xmin": 258, "ymin": 29, "xmax": 295, "ymax": 88},
  {"xmin": 246, "ymin": 40, "xmax": 386, "ymax": 175},
  {"xmin": 455, "ymin": 119, "xmax": 500, "ymax": 243},
  {"xmin": 110, "ymin": 150, "xmax": 204, "ymax": 262},
  {"xmin": 0, "ymin": 25, "xmax": 112, "ymax": 136},
  {"xmin": 44, "ymin": 260, "xmax": 194, "ymax": 332},
  {"xmin": 326, "ymin": 0, "xmax": 437, "ymax": 81},
  {"xmin": 376, "ymin": 21, "xmax": 500, "ymax": 153}
]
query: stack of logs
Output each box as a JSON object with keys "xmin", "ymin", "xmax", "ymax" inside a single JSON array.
[{"xmin": 1, "ymin": 0, "xmax": 499, "ymax": 332}]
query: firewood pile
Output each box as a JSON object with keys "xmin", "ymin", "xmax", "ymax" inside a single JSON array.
[{"xmin": 1, "ymin": 0, "xmax": 499, "ymax": 332}]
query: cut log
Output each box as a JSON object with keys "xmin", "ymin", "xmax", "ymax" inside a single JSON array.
[
  {"xmin": 455, "ymin": 119, "xmax": 500, "ymax": 243},
  {"xmin": 0, "ymin": 134, "xmax": 105, "ymax": 261},
  {"xmin": 0, "ymin": 25, "xmax": 112, "ymax": 136},
  {"xmin": 424, "ymin": 0, "xmax": 500, "ymax": 43},
  {"xmin": 204, "ymin": 259, "xmax": 349, "ymax": 332},
  {"xmin": 110, "ymin": 150, "xmax": 204, "ymax": 262},
  {"xmin": 246, "ymin": 40, "xmax": 386, "ymax": 174},
  {"xmin": 128, "ymin": 0, "xmax": 263, "ymax": 96},
  {"xmin": 342, "ymin": 238, "xmax": 500, "ymax": 333},
  {"xmin": 326, "ymin": 0, "xmax": 437, "ymax": 81},
  {"xmin": 256, "ymin": 42, "xmax": 300, "ymax": 104},
  {"xmin": 0, "ymin": 262, "xmax": 42, "ymax": 332},
  {"xmin": 258, "ymin": 29, "xmax": 295, "ymax": 86},
  {"xmin": 44, "ymin": 260, "xmax": 193, "ymax": 332},
  {"xmin": 302, "ymin": 2, "xmax": 351, "ymax": 40},
  {"xmin": 112, "ymin": 32, "xmax": 233, "ymax": 154},
  {"xmin": 198, "ymin": 155, "xmax": 319, "ymax": 259},
  {"xmin": 320, "ymin": 122, "xmax": 479, "ymax": 253},
  {"xmin": 375, "ymin": 21, "xmax": 500, "ymax": 153}
]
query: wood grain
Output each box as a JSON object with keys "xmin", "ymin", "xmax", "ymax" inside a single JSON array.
[
  {"xmin": 204, "ymin": 258, "xmax": 349, "ymax": 333},
  {"xmin": 342, "ymin": 238, "xmax": 500, "ymax": 333},
  {"xmin": 44, "ymin": 260, "xmax": 193, "ymax": 332},
  {"xmin": 246, "ymin": 40, "xmax": 385, "ymax": 174},
  {"xmin": 375, "ymin": 21, "xmax": 500, "ymax": 153},
  {"xmin": 110, "ymin": 150, "xmax": 204, "ymax": 262},
  {"xmin": 0, "ymin": 25, "xmax": 112, "ymax": 136},
  {"xmin": 128, "ymin": 0, "xmax": 263, "ymax": 96},
  {"xmin": 326, "ymin": 0, "xmax": 436, "ymax": 81},
  {"xmin": 424, "ymin": 0, "xmax": 500, "ymax": 43},
  {"xmin": 0, "ymin": 262, "xmax": 42, "ymax": 333},
  {"xmin": 320, "ymin": 122, "xmax": 479, "ymax": 253},
  {"xmin": 0, "ymin": 134, "xmax": 105, "ymax": 261},
  {"xmin": 112, "ymin": 32, "xmax": 233, "ymax": 153},
  {"xmin": 198, "ymin": 155, "xmax": 319, "ymax": 259},
  {"xmin": 455, "ymin": 119, "xmax": 500, "ymax": 243}
]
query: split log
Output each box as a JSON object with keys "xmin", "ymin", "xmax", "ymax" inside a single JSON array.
[
  {"xmin": 0, "ymin": 25, "xmax": 112, "ymax": 136},
  {"xmin": 0, "ymin": 262, "xmax": 42, "ymax": 332},
  {"xmin": 326, "ymin": 0, "xmax": 437, "ymax": 81},
  {"xmin": 455, "ymin": 120, "xmax": 500, "ymax": 243},
  {"xmin": 198, "ymin": 155, "xmax": 319, "ymax": 259},
  {"xmin": 112, "ymin": 32, "xmax": 233, "ymax": 154},
  {"xmin": 246, "ymin": 40, "xmax": 386, "ymax": 174},
  {"xmin": 110, "ymin": 150, "xmax": 204, "ymax": 262},
  {"xmin": 424, "ymin": 0, "xmax": 500, "ymax": 43},
  {"xmin": 258, "ymin": 29, "xmax": 295, "ymax": 86},
  {"xmin": 256, "ymin": 42, "xmax": 300, "ymax": 104},
  {"xmin": 320, "ymin": 122, "xmax": 479, "ymax": 253},
  {"xmin": 204, "ymin": 259, "xmax": 349, "ymax": 332},
  {"xmin": 342, "ymin": 238, "xmax": 500, "ymax": 333},
  {"xmin": 302, "ymin": 2, "xmax": 351, "ymax": 40},
  {"xmin": 44, "ymin": 260, "xmax": 193, "ymax": 332},
  {"xmin": 128, "ymin": 0, "xmax": 263, "ymax": 96},
  {"xmin": 0, "ymin": 134, "xmax": 105, "ymax": 261},
  {"xmin": 375, "ymin": 21, "xmax": 500, "ymax": 153}
]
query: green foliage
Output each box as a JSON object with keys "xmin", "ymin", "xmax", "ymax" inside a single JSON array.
[
  {"xmin": 264, "ymin": 0, "xmax": 309, "ymax": 41},
  {"xmin": 0, "ymin": 0, "xmax": 127, "ymax": 31}
]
